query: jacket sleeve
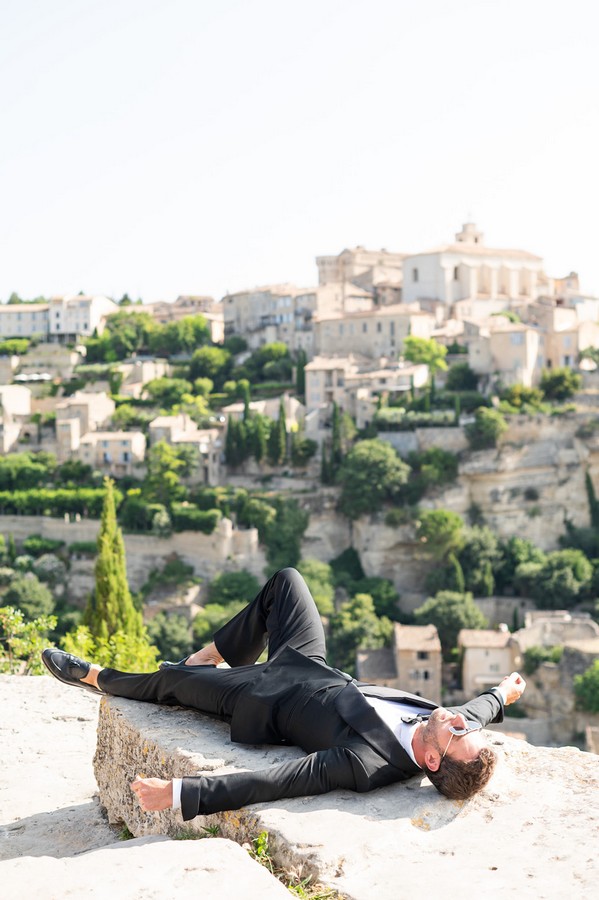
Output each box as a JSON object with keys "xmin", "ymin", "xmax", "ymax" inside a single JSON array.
[
  {"xmin": 180, "ymin": 746, "xmax": 367, "ymax": 820},
  {"xmin": 451, "ymin": 688, "xmax": 505, "ymax": 727}
]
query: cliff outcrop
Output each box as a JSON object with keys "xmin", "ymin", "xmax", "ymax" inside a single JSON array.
[{"xmin": 93, "ymin": 691, "xmax": 598, "ymax": 899}]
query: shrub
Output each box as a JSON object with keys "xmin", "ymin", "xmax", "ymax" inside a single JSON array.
[
  {"xmin": 574, "ymin": 659, "xmax": 599, "ymax": 713},
  {"xmin": 523, "ymin": 645, "xmax": 564, "ymax": 675},
  {"xmin": 208, "ymin": 570, "xmax": 261, "ymax": 606},
  {"xmin": 23, "ymin": 534, "xmax": 66, "ymax": 557},
  {"xmin": 170, "ymin": 504, "xmax": 222, "ymax": 533},
  {"xmin": 465, "ymin": 407, "xmax": 508, "ymax": 449},
  {"xmin": 68, "ymin": 541, "xmax": 98, "ymax": 556},
  {"xmin": 0, "ymin": 606, "xmax": 57, "ymax": 674}
]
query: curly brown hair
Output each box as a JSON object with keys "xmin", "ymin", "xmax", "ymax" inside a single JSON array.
[{"xmin": 423, "ymin": 746, "xmax": 498, "ymax": 800}]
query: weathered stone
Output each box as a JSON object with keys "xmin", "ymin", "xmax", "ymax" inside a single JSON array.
[
  {"xmin": 94, "ymin": 692, "xmax": 599, "ymax": 899},
  {"xmin": 3, "ymin": 835, "xmax": 290, "ymax": 899}
]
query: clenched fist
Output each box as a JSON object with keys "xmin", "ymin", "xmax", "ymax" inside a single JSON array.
[
  {"xmin": 130, "ymin": 776, "xmax": 173, "ymax": 811},
  {"xmin": 497, "ymin": 672, "xmax": 526, "ymax": 705}
]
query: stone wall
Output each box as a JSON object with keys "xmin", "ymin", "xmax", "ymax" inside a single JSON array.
[{"xmin": 0, "ymin": 514, "xmax": 267, "ymax": 594}]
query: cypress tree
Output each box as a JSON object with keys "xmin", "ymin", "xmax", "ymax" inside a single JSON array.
[
  {"xmin": 296, "ymin": 349, "xmax": 307, "ymax": 398},
  {"xmin": 267, "ymin": 400, "xmax": 287, "ymax": 465},
  {"xmin": 251, "ymin": 414, "xmax": 267, "ymax": 463},
  {"xmin": 331, "ymin": 401, "xmax": 342, "ymax": 469},
  {"xmin": 85, "ymin": 478, "xmax": 142, "ymax": 641}
]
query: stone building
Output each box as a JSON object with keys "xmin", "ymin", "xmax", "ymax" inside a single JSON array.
[
  {"xmin": 55, "ymin": 391, "xmax": 116, "ymax": 462},
  {"xmin": 149, "ymin": 414, "xmax": 222, "ymax": 485},
  {"xmin": 402, "ymin": 223, "xmax": 547, "ymax": 314},
  {"xmin": 143, "ymin": 296, "xmax": 225, "ymax": 344},
  {"xmin": 223, "ymin": 284, "xmax": 316, "ymax": 353},
  {"xmin": 313, "ymin": 304, "xmax": 434, "ymax": 359},
  {"xmin": 316, "ymin": 246, "xmax": 405, "ymax": 295},
  {"xmin": 356, "ymin": 623, "xmax": 442, "ymax": 704},
  {"xmin": 458, "ymin": 627, "xmax": 522, "ymax": 697},
  {"xmin": 78, "ymin": 430, "xmax": 146, "ymax": 477},
  {"xmin": 0, "ymin": 295, "xmax": 118, "ymax": 343}
]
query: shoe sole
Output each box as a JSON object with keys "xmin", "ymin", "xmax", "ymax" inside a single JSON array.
[{"xmin": 41, "ymin": 651, "xmax": 103, "ymax": 695}]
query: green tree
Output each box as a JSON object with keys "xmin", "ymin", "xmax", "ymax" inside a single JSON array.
[
  {"xmin": 297, "ymin": 558, "xmax": 335, "ymax": 616},
  {"xmin": 328, "ymin": 593, "xmax": 393, "ymax": 675},
  {"xmin": 331, "ymin": 401, "xmax": 343, "ymax": 468},
  {"xmin": 574, "ymin": 659, "xmax": 599, "ymax": 713},
  {"xmin": 457, "ymin": 526, "xmax": 503, "ymax": 596},
  {"xmin": 190, "ymin": 346, "xmax": 232, "ymax": 387},
  {"xmin": 540, "ymin": 366, "xmax": 582, "ymax": 401},
  {"xmin": 403, "ymin": 336, "xmax": 448, "ymax": 376},
  {"xmin": 465, "ymin": 407, "xmax": 508, "ymax": 450},
  {"xmin": 145, "ymin": 377, "xmax": 193, "ymax": 408},
  {"xmin": 296, "ymin": 349, "xmax": 307, "ymax": 397},
  {"xmin": 208, "ymin": 570, "xmax": 261, "ymax": 606},
  {"xmin": 145, "ymin": 441, "xmax": 187, "ymax": 508},
  {"xmin": 338, "ymin": 439, "xmax": 410, "ymax": 519},
  {"xmin": 192, "ymin": 600, "xmax": 247, "ymax": 645},
  {"xmin": 3, "ymin": 573, "xmax": 55, "ymax": 620},
  {"xmin": 0, "ymin": 606, "xmax": 57, "ymax": 674},
  {"xmin": 146, "ymin": 612, "xmax": 193, "ymax": 661},
  {"xmin": 495, "ymin": 536, "xmax": 546, "ymax": 594},
  {"xmin": 85, "ymin": 478, "xmax": 143, "ymax": 641},
  {"xmin": 263, "ymin": 498, "xmax": 309, "ymax": 570},
  {"xmin": 249, "ymin": 414, "xmax": 269, "ymax": 463},
  {"xmin": 515, "ymin": 548, "xmax": 593, "ymax": 609},
  {"xmin": 414, "ymin": 590, "xmax": 488, "ymax": 660},
  {"xmin": 417, "ymin": 509, "xmax": 465, "ymax": 561},
  {"xmin": 446, "ymin": 363, "xmax": 478, "ymax": 391},
  {"xmin": 266, "ymin": 400, "xmax": 287, "ymax": 465}
]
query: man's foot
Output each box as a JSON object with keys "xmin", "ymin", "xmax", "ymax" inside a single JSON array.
[
  {"xmin": 159, "ymin": 642, "xmax": 224, "ymax": 669},
  {"xmin": 41, "ymin": 648, "xmax": 103, "ymax": 694}
]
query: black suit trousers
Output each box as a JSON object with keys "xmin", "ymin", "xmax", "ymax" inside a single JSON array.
[{"xmin": 97, "ymin": 567, "xmax": 329, "ymax": 724}]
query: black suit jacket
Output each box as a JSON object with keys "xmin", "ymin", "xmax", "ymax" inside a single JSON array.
[{"xmin": 180, "ymin": 646, "xmax": 504, "ymax": 820}]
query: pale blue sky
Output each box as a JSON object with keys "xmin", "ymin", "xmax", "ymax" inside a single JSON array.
[{"xmin": 1, "ymin": 0, "xmax": 597, "ymax": 302}]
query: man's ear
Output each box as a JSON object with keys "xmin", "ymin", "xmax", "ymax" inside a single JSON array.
[{"xmin": 424, "ymin": 747, "xmax": 441, "ymax": 772}]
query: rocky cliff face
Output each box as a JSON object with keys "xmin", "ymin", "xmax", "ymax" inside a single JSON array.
[{"xmin": 301, "ymin": 415, "xmax": 599, "ymax": 602}]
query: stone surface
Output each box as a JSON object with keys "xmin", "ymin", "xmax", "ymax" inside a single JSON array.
[
  {"xmin": 0, "ymin": 676, "xmax": 289, "ymax": 899},
  {"xmin": 94, "ymin": 691, "xmax": 599, "ymax": 899},
  {"xmin": 2, "ymin": 836, "xmax": 290, "ymax": 899}
]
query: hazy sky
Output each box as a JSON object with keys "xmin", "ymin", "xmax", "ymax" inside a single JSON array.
[{"xmin": 1, "ymin": 0, "xmax": 597, "ymax": 303}]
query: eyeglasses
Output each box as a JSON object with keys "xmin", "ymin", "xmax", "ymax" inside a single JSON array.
[{"xmin": 441, "ymin": 720, "xmax": 483, "ymax": 760}]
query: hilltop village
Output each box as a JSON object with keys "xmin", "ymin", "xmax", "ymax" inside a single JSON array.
[{"xmin": 1, "ymin": 223, "xmax": 598, "ymax": 752}]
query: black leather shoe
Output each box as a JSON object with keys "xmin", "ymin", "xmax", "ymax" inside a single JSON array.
[{"xmin": 41, "ymin": 648, "xmax": 102, "ymax": 694}]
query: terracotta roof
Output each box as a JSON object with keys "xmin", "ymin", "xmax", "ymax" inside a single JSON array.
[
  {"xmin": 394, "ymin": 623, "xmax": 441, "ymax": 652},
  {"xmin": 458, "ymin": 629, "xmax": 513, "ymax": 649}
]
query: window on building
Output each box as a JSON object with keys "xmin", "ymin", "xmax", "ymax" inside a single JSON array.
[
  {"xmin": 453, "ymin": 266, "xmax": 459, "ymax": 280},
  {"xmin": 377, "ymin": 322, "xmax": 382, "ymax": 333},
  {"xmin": 489, "ymin": 663, "xmax": 500, "ymax": 673},
  {"xmin": 363, "ymin": 323, "xmax": 368, "ymax": 333},
  {"xmin": 413, "ymin": 268, "xmax": 419, "ymax": 282},
  {"xmin": 122, "ymin": 451, "xmax": 130, "ymax": 463},
  {"xmin": 563, "ymin": 335, "xmax": 572, "ymax": 349},
  {"xmin": 390, "ymin": 321, "xmax": 395, "ymax": 336},
  {"xmin": 417, "ymin": 651, "xmax": 429, "ymax": 661},
  {"xmin": 563, "ymin": 354, "xmax": 571, "ymax": 366},
  {"xmin": 423, "ymin": 670, "xmax": 430, "ymax": 680},
  {"xmin": 510, "ymin": 333, "xmax": 524, "ymax": 345}
]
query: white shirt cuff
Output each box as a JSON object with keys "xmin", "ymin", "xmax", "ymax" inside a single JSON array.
[
  {"xmin": 496, "ymin": 685, "xmax": 508, "ymax": 704},
  {"xmin": 172, "ymin": 778, "xmax": 182, "ymax": 810}
]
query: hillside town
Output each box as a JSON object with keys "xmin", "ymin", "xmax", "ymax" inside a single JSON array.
[{"xmin": 1, "ymin": 223, "xmax": 598, "ymax": 754}]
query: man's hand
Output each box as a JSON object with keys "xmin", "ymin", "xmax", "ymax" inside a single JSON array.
[
  {"xmin": 497, "ymin": 671, "xmax": 526, "ymax": 705},
  {"xmin": 130, "ymin": 777, "xmax": 173, "ymax": 812}
]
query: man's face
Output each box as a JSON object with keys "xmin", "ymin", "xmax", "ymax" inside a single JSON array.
[{"xmin": 423, "ymin": 707, "xmax": 486, "ymax": 764}]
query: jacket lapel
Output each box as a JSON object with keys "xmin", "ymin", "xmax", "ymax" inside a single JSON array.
[{"xmin": 335, "ymin": 682, "xmax": 424, "ymax": 772}]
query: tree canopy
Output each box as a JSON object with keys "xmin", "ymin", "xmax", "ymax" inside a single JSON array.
[{"xmin": 339, "ymin": 439, "xmax": 410, "ymax": 519}]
